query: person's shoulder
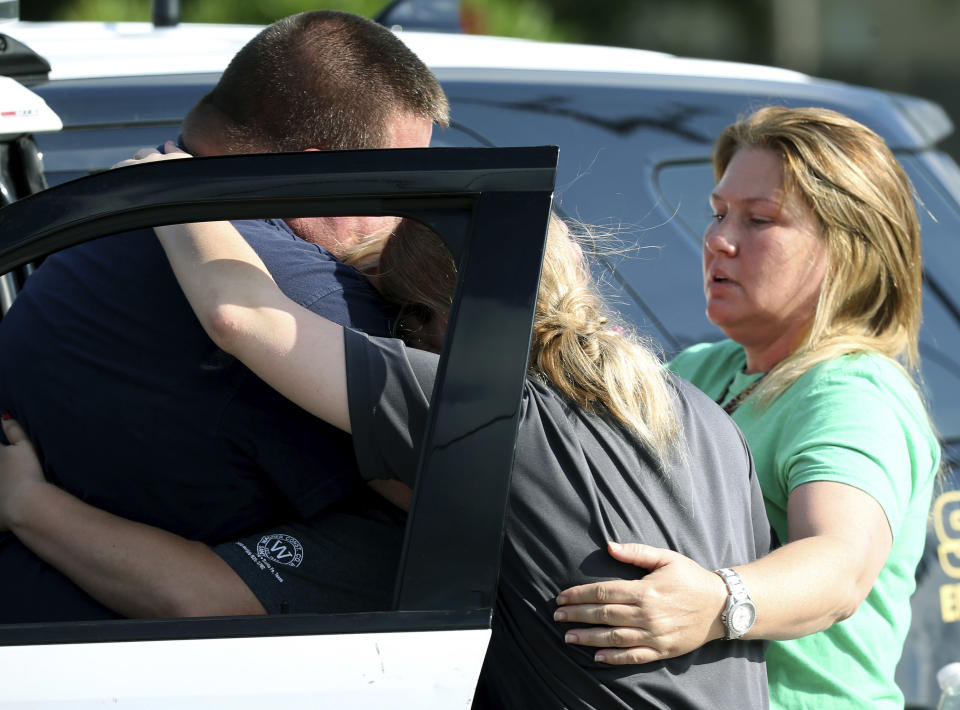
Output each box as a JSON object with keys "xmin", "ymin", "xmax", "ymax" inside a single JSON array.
[
  {"xmin": 668, "ymin": 371, "xmax": 745, "ymax": 444},
  {"xmin": 669, "ymin": 370, "xmax": 719, "ymax": 409},
  {"xmin": 671, "ymin": 338, "xmax": 742, "ymax": 362},
  {"xmin": 790, "ymin": 352, "xmax": 936, "ymax": 440},
  {"xmin": 233, "ymin": 218, "xmax": 327, "ymax": 255},
  {"xmin": 800, "ymin": 352, "xmax": 921, "ymax": 403},
  {"xmin": 234, "ymin": 219, "xmax": 393, "ymax": 333},
  {"xmin": 668, "ymin": 338, "xmax": 744, "ymax": 381}
]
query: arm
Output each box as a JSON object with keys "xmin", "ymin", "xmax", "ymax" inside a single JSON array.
[
  {"xmin": 154, "ymin": 219, "xmax": 351, "ymax": 432},
  {"xmin": 121, "ymin": 142, "xmax": 352, "ymax": 431},
  {"xmin": 0, "ymin": 416, "xmax": 266, "ymax": 618},
  {"xmin": 554, "ymin": 480, "xmax": 891, "ymax": 663}
]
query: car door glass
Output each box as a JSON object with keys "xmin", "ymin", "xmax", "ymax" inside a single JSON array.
[{"xmin": 654, "ymin": 161, "xmax": 716, "ymax": 249}]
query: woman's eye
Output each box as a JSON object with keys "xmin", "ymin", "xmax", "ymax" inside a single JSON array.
[
  {"xmin": 750, "ymin": 216, "xmax": 772, "ymax": 225},
  {"xmin": 712, "ymin": 213, "xmax": 725, "ymax": 222}
]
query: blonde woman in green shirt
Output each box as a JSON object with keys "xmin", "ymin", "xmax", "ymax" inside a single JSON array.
[{"xmin": 555, "ymin": 106, "xmax": 940, "ymax": 709}]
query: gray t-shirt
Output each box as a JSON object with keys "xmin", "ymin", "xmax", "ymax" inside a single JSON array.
[{"xmin": 345, "ymin": 329, "xmax": 770, "ymax": 709}]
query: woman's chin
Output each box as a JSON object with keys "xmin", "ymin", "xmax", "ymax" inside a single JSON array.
[{"xmin": 705, "ymin": 303, "xmax": 740, "ymax": 330}]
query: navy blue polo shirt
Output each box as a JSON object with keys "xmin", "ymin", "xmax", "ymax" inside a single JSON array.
[{"xmin": 0, "ymin": 218, "xmax": 392, "ymax": 621}]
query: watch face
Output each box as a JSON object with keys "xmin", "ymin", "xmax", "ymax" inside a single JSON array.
[{"xmin": 730, "ymin": 602, "xmax": 757, "ymax": 634}]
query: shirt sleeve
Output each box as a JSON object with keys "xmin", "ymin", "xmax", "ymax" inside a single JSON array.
[
  {"xmin": 344, "ymin": 328, "xmax": 439, "ymax": 487},
  {"xmin": 774, "ymin": 370, "xmax": 918, "ymax": 535}
]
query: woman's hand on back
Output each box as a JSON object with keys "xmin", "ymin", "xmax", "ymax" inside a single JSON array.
[{"xmin": 554, "ymin": 542, "xmax": 727, "ymax": 664}]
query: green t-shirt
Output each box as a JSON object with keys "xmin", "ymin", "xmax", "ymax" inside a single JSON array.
[{"xmin": 670, "ymin": 340, "xmax": 940, "ymax": 710}]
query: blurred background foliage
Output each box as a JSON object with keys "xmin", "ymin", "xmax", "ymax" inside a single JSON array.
[
  {"xmin": 20, "ymin": 0, "xmax": 954, "ymax": 70},
  {"xmin": 22, "ymin": 0, "xmax": 769, "ymax": 60},
  {"xmin": 23, "ymin": 0, "xmax": 566, "ymax": 42}
]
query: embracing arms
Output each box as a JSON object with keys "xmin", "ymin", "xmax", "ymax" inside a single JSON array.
[
  {"xmin": 114, "ymin": 142, "xmax": 351, "ymax": 432},
  {"xmin": 555, "ymin": 480, "xmax": 892, "ymax": 663},
  {"xmin": 0, "ymin": 415, "xmax": 266, "ymax": 617},
  {"xmin": 0, "ymin": 146, "xmax": 398, "ymax": 619},
  {"xmin": 154, "ymin": 221, "xmax": 350, "ymax": 433}
]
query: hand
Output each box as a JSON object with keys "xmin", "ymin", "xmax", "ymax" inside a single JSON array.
[
  {"xmin": 0, "ymin": 415, "xmax": 47, "ymax": 531},
  {"xmin": 111, "ymin": 141, "xmax": 193, "ymax": 170},
  {"xmin": 553, "ymin": 541, "xmax": 728, "ymax": 664}
]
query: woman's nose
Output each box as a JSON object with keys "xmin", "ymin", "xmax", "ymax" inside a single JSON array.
[{"xmin": 704, "ymin": 227, "xmax": 738, "ymax": 257}]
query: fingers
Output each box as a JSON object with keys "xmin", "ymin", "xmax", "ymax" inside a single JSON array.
[
  {"xmin": 110, "ymin": 157, "xmax": 140, "ymax": 170},
  {"xmin": 1, "ymin": 414, "xmax": 37, "ymax": 460},
  {"xmin": 159, "ymin": 140, "xmax": 193, "ymax": 158},
  {"xmin": 560, "ymin": 627, "xmax": 671, "ymax": 665},
  {"xmin": 606, "ymin": 541, "xmax": 675, "ymax": 569},
  {"xmin": 110, "ymin": 147, "xmax": 162, "ymax": 170},
  {"xmin": 561, "ymin": 622, "xmax": 651, "ymax": 648},
  {"xmin": 593, "ymin": 646, "xmax": 666, "ymax": 665},
  {"xmin": 556, "ymin": 579, "xmax": 643, "ymax": 606},
  {"xmin": 554, "ymin": 601, "xmax": 644, "ymax": 627},
  {"xmin": 1, "ymin": 414, "xmax": 28, "ymax": 446},
  {"xmin": 556, "ymin": 543, "xmax": 677, "ymax": 605},
  {"xmin": 110, "ymin": 141, "xmax": 193, "ymax": 170},
  {"xmin": 560, "ymin": 623, "xmax": 689, "ymax": 664},
  {"xmin": 133, "ymin": 146, "xmax": 161, "ymax": 160}
]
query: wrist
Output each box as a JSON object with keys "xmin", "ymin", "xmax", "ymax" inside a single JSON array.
[
  {"xmin": 713, "ymin": 567, "xmax": 758, "ymax": 640},
  {"xmin": 3, "ymin": 478, "xmax": 54, "ymax": 532},
  {"xmin": 709, "ymin": 571, "xmax": 729, "ymax": 641}
]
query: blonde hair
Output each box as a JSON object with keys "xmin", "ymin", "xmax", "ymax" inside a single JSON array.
[
  {"xmin": 713, "ymin": 106, "xmax": 924, "ymax": 403},
  {"xmin": 345, "ymin": 216, "xmax": 681, "ymax": 466}
]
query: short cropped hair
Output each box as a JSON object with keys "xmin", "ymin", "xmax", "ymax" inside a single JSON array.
[{"xmin": 188, "ymin": 10, "xmax": 449, "ymax": 152}]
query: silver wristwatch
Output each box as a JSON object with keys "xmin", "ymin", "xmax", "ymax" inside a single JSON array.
[{"xmin": 714, "ymin": 567, "xmax": 757, "ymax": 640}]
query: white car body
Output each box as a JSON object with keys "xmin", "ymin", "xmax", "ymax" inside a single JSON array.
[{"xmin": 0, "ymin": 629, "xmax": 489, "ymax": 708}]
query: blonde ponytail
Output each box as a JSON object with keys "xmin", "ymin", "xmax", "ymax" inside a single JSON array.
[{"xmin": 531, "ymin": 221, "xmax": 681, "ymax": 465}]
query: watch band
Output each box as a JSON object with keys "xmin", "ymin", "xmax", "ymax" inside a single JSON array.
[{"xmin": 714, "ymin": 567, "xmax": 757, "ymax": 640}]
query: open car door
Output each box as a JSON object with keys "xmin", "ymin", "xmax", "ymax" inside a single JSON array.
[{"xmin": 0, "ymin": 145, "xmax": 557, "ymax": 708}]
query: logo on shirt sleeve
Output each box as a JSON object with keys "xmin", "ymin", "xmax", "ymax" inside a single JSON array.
[{"xmin": 256, "ymin": 533, "xmax": 304, "ymax": 568}]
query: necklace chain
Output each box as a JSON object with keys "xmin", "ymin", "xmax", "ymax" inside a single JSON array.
[{"xmin": 717, "ymin": 373, "xmax": 765, "ymax": 415}]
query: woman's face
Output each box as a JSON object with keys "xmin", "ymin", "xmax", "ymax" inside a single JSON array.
[{"xmin": 702, "ymin": 147, "xmax": 828, "ymax": 361}]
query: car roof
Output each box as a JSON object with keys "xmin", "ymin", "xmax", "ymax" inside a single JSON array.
[
  {"xmin": 6, "ymin": 19, "xmax": 952, "ymax": 152},
  {"xmin": 5, "ymin": 20, "xmax": 809, "ymax": 83}
]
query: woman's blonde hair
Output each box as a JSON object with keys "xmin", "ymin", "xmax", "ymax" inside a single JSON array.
[
  {"xmin": 713, "ymin": 106, "xmax": 924, "ymax": 402},
  {"xmin": 345, "ymin": 215, "xmax": 681, "ymax": 466}
]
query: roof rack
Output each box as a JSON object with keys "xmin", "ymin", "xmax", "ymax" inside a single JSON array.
[{"xmin": 0, "ymin": 33, "xmax": 49, "ymax": 84}]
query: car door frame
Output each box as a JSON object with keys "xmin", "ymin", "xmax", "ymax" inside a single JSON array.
[{"xmin": 0, "ymin": 145, "xmax": 557, "ymax": 706}]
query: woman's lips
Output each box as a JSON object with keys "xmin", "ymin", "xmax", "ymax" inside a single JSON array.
[{"xmin": 706, "ymin": 273, "xmax": 739, "ymax": 294}]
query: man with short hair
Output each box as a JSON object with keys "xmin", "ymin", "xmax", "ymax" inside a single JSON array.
[{"xmin": 0, "ymin": 10, "xmax": 448, "ymax": 622}]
